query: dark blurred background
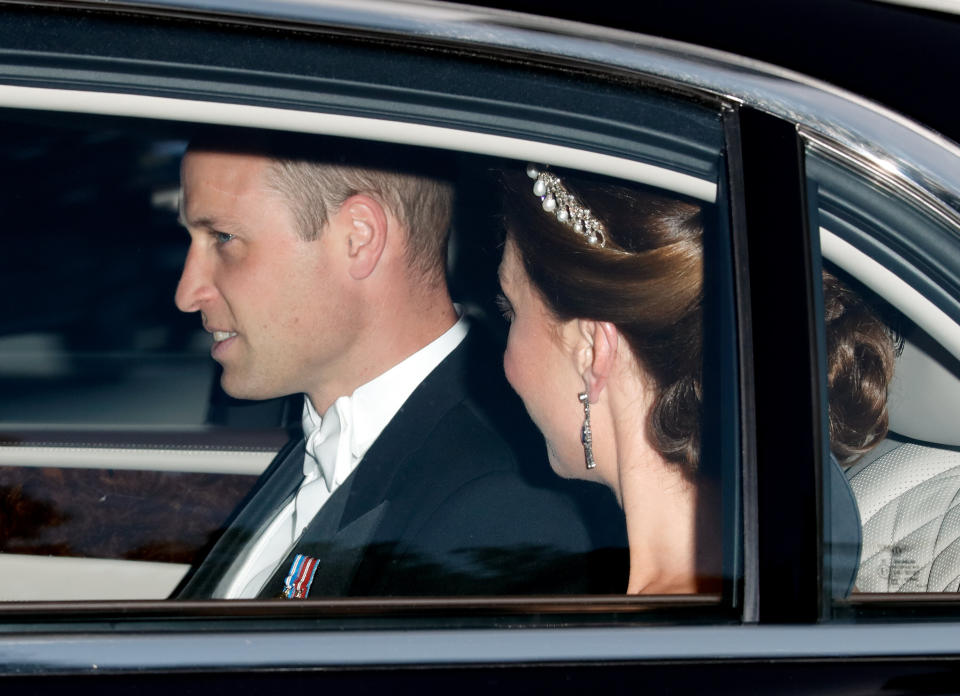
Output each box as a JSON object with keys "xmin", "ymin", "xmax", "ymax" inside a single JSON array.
[{"xmin": 474, "ymin": 0, "xmax": 960, "ymax": 146}]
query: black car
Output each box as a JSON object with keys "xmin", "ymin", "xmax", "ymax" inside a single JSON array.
[{"xmin": 2, "ymin": 0, "xmax": 960, "ymax": 692}]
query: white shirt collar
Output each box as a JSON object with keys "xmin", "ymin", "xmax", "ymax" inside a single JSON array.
[{"xmin": 301, "ymin": 311, "xmax": 469, "ymax": 490}]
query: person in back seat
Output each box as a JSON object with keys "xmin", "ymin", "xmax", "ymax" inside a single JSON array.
[
  {"xmin": 822, "ymin": 269, "xmax": 898, "ymax": 464},
  {"xmin": 495, "ymin": 163, "xmax": 897, "ymax": 595},
  {"xmin": 173, "ymin": 136, "xmax": 615, "ymax": 599}
]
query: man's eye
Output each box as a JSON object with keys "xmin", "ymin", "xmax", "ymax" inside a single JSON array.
[
  {"xmin": 495, "ymin": 293, "xmax": 515, "ymax": 323},
  {"xmin": 215, "ymin": 231, "xmax": 235, "ymax": 244}
]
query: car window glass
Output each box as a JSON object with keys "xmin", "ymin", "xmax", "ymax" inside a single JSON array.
[
  {"xmin": 806, "ymin": 144, "xmax": 960, "ymax": 602},
  {"xmin": 0, "ymin": 116, "xmax": 289, "ymax": 600},
  {"xmin": 0, "ymin": 105, "xmax": 736, "ymax": 612}
]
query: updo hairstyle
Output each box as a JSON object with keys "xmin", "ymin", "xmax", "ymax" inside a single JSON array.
[
  {"xmin": 501, "ymin": 168, "xmax": 705, "ymax": 477},
  {"xmin": 822, "ymin": 269, "xmax": 898, "ymax": 462},
  {"xmin": 501, "ymin": 167, "xmax": 898, "ymax": 476}
]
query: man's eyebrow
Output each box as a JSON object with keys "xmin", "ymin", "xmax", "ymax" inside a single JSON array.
[{"xmin": 179, "ymin": 214, "xmax": 219, "ymax": 231}]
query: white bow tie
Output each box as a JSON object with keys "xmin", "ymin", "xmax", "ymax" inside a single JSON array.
[{"xmin": 295, "ymin": 397, "xmax": 350, "ymax": 538}]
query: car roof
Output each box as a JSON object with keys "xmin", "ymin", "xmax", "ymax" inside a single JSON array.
[{"xmin": 31, "ymin": 0, "xmax": 960, "ymax": 225}]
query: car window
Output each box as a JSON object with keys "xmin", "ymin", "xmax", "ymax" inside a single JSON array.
[
  {"xmin": 0, "ymin": 115, "xmax": 293, "ymax": 600},
  {"xmin": 0, "ymin": 0, "xmax": 744, "ymax": 615},
  {"xmin": 0, "ymin": 93, "xmax": 738, "ymax": 610},
  {"xmin": 805, "ymin": 140, "xmax": 960, "ymax": 602}
]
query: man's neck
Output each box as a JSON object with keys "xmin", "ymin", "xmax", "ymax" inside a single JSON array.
[{"xmin": 306, "ymin": 291, "xmax": 458, "ymax": 413}]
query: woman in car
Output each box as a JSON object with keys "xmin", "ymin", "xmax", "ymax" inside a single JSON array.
[{"xmin": 496, "ymin": 164, "xmax": 895, "ymax": 594}]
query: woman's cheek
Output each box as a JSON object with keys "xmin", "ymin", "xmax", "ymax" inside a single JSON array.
[
  {"xmin": 545, "ymin": 443, "xmax": 571, "ymax": 478},
  {"xmin": 503, "ymin": 333, "xmax": 543, "ymax": 426},
  {"xmin": 502, "ymin": 334, "xmax": 523, "ymax": 396}
]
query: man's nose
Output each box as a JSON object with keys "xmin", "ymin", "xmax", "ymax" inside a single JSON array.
[{"xmin": 175, "ymin": 244, "xmax": 214, "ymax": 313}]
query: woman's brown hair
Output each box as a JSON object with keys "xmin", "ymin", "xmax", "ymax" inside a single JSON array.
[
  {"xmin": 502, "ymin": 168, "xmax": 705, "ymax": 476},
  {"xmin": 823, "ymin": 270, "xmax": 897, "ymax": 462},
  {"xmin": 502, "ymin": 167, "xmax": 897, "ymax": 475}
]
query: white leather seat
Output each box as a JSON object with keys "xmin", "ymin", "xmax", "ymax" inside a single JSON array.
[
  {"xmin": 846, "ymin": 331, "xmax": 960, "ymax": 592},
  {"xmin": 848, "ymin": 440, "xmax": 960, "ymax": 592}
]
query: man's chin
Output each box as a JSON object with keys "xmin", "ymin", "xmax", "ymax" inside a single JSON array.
[{"xmin": 219, "ymin": 374, "xmax": 281, "ymax": 402}]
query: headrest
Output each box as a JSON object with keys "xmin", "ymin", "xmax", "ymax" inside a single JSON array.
[{"xmin": 888, "ymin": 329, "xmax": 960, "ymax": 447}]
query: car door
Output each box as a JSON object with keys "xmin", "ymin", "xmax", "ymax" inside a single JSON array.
[{"xmin": 1, "ymin": 1, "xmax": 960, "ymax": 693}]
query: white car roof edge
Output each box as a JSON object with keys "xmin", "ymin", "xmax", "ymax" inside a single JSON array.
[
  {"xmin": 0, "ymin": 85, "xmax": 718, "ymax": 203},
  {"xmin": 821, "ymin": 227, "xmax": 960, "ymax": 361}
]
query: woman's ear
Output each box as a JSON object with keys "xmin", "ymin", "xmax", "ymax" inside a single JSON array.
[
  {"xmin": 336, "ymin": 194, "xmax": 388, "ymax": 280},
  {"xmin": 576, "ymin": 319, "xmax": 619, "ymax": 403}
]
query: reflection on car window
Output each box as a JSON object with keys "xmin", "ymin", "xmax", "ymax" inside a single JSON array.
[
  {"xmin": 0, "ymin": 131, "xmax": 206, "ymax": 426},
  {"xmin": 0, "ymin": 118, "xmax": 286, "ymax": 600}
]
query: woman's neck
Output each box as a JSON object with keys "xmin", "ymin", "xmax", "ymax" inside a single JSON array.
[
  {"xmin": 606, "ymin": 410, "xmax": 719, "ymax": 595},
  {"xmin": 619, "ymin": 455, "xmax": 702, "ymax": 594},
  {"xmin": 590, "ymin": 357, "xmax": 720, "ymax": 595}
]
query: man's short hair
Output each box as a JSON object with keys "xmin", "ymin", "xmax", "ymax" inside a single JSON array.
[
  {"xmin": 188, "ymin": 131, "xmax": 454, "ymax": 281},
  {"xmin": 267, "ymin": 155, "xmax": 453, "ymax": 281}
]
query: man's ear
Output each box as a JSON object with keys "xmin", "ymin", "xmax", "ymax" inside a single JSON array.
[
  {"xmin": 336, "ymin": 194, "xmax": 388, "ymax": 280},
  {"xmin": 575, "ymin": 319, "xmax": 619, "ymax": 403}
]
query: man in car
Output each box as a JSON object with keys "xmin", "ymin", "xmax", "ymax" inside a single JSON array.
[{"xmin": 173, "ymin": 134, "xmax": 617, "ymax": 598}]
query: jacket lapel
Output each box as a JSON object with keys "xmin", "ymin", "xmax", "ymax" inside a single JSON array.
[
  {"xmin": 187, "ymin": 331, "xmax": 486, "ymax": 599},
  {"xmin": 176, "ymin": 437, "xmax": 306, "ymax": 598},
  {"xmin": 337, "ymin": 335, "xmax": 474, "ymax": 531},
  {"xmin": 260, "ymin": 483, "xmax": 389, "ymax": 598},
  {"xmin": 262, "ymin": 339, "xmax": 475, "ymax": 598},
  {"xmin": 319, "ymin": 501, "xmax": 389, "ymax": 595}
]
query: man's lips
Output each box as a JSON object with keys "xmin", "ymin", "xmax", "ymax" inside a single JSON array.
[{"xmin": 209, "ymin": 330, "xmax": 239, "ymax": 359}]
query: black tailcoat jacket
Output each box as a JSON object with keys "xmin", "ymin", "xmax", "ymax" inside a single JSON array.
[{"xmin": 177, "ymin": 331, "xmax": 625, "ymax": 599}]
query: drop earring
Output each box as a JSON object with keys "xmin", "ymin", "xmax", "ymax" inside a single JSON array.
[{"xmin": 578, "ymin": 392, "xmax": 596, "ymax": 469}]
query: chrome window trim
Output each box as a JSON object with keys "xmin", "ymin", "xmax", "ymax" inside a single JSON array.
[
  {"xmin": 6, "ymin": 622, "xmax": 960, "ymax": 673},
  {"xmin": 803, "ymin": 131, "xmax": 960, "ymax": 235},
  {"xmin": 806, "ymin": 127, "xmax": 960, "ymax": 354}
]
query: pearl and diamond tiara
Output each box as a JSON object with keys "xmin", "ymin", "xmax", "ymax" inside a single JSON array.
[{"xmin": 526, "ymin": 163, "xmax": 607, "ymax": 247}]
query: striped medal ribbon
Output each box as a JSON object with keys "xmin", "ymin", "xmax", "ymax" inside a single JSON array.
[{"xmin": 282, "ymin": 554, "xmax": 319, "ymax": 599}]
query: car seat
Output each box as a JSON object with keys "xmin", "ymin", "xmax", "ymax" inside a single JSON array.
[{"xmin": 847, "ymin": 329, "xmax": 960, "ymax": 592}]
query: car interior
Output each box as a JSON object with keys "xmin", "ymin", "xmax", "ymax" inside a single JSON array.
[
  {"xmin": 822, "ymin": 227, "xmax": 960, "ymax": 593},
  {"xmin": 2, "ymin": 101, "xmax": 959, "ymax": 602}
]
